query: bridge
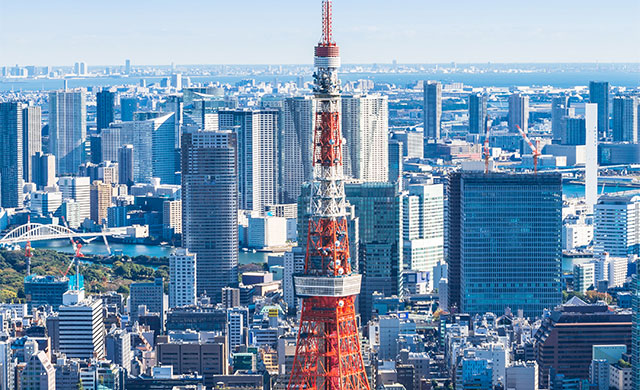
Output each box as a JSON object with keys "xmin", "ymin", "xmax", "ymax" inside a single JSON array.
[{"xmin": 0, "ymin": 223, "xmax": 117, "ymax": 245}]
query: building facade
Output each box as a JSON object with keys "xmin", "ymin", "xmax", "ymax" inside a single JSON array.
[{"xmin": 49, "ymin": 90, "xmax": 87, "ymax": 175}]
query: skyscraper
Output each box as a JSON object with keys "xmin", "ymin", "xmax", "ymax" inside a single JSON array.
[
  {"xmin": 117, "ymin": 144, "xmax": 134, "ymax": 186},
  {"xmin": 388, "ymin": 139, "xmax": 403, "ymax": 187},
  {"xmin": 182, "ymin": 130, "xmax": 238, "ymax": 300},
  {"xmin": 468, "ymin": 93, "xmax": 487, "ymax": 135},
  {"xmin": 219, "ymin": 109, "xmax": 279, "ymax": 214},
  {"xmin": 584, "ymin": 103, "xmax": 598, "ymax": 214},
  {"xmin": 169, "ymin": 248, "xmax": 197, "ymax": 308},
  {"xmin": 32, "ymin": 152, "xmax": 56, "ymax": 189},
  {"xmin": 90, "ymin": 180, "xmax": 111, "ymax": 225},
  {"xmin": 120, "ymin": 97, "xmax": 138, "ymax": 122},
  {"xmin": 613, "ymin": 96, "xmax": 639, "ymax": 143},
  {"xmin": 508, "ymin": 93, "xmax": 529, "ymax": 133},
  {"xmin": 49, "ymin": 90, "xmax": 87, "ymax": 175},
  {"xmin": 280, "ymin": 96, "xmax": 315, "ymax": 203},
  {"xmin": 632, "ymin": 275, "xmax": 640, "ymax": 389},
  {"xmin": 448, "ymin": 172, "xmax": 562, "ymax": 317},
  {"xmin": 22, "ymin": 105, "xmax": 41, "ymax": 183},
  {"xmin": 403, "ymin": 183, "xmax": 444, "ymax": 281},
  {"xmin": 423, "ymin": 81, "xmax": 442, "ymax": 140},
  {"xmin": 589, "ymin": 81, "xmax": 610, "ymax": 136},
  {"xmin": 58, "ymin": 176, "xmax": 91, "ymax": 224},
  {"xmin": 552, "ymin": 96, "xmax": 571, "ymax": 141},
  {"xmin": 594, "ymin": 194, "xmax": 640, "ymax": 257},
  {"xmin": 561, "ymin": 117, "xmax": 587, "ymax": 145},
  {"xmin": 0, "ymin": 102, "xmax": 24, "ymax": 208},
  {"xmin": 96, "ymin": 89, "xmax": 115, "ymax": 133},
  {"xmin": 342, "ymin": 94, "xmax": 389, "ymax": 182},
  {"xmin": 59, "ymin": 297, "xmax": 105, "ymax": 360}
]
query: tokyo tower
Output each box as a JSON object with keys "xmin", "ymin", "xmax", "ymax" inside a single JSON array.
[{"xmin": 287, "ymin": 1, "xmax": 371, "ymax": 390}]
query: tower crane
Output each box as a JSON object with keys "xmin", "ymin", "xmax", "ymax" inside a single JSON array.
[
  {"xmin": 63, "ymin": 241, "xmax": 84, "ymax": 291},
  {"xmin": 516, "ymin": 125, "xmax": 541, "ymax": 173}
]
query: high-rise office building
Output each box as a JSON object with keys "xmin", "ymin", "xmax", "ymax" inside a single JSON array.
[
  {"xmin": 280, "ymin": 96, "xmax": 315, "ymax": 203},
  {"xmin": 32, "ymin": 152, "xmax": 56, "ymax": 189},
  {"xmin": 182, "ymin": 131, "xmax": 238, "ymax": 300},
  {"xmin": 169, "ymin": 248, "xmax": 197, "ymax": 308},
  {"xmin": 342, "ymin": 94, "xmax": 389, "ymax": 182},
  {"xmin": 219, "ymin": 109, "xmax": 278, "ymax": 214},
  {"xmin": 22, "ymin": 105, "xmax": 41, "ymax": 183},
  {"xmin": 561, "ymin": 117, "xmax": 587, "ymax": 145},
  {"xmin": 508, "ymin": 93, "xmax": 529, "ymax": 133},
  {"xmin": 96, "ymin": 90, "xmax": 115, "ymax": 133},
  {"xmin": 447, "ymin": 172, "xmax": 562, "ymax": 317},
  {"xmin": 0, "ymin": 102, "xmax": 24, "ymax": 208},
  {"xmin": 552, "ymin": 96, "xmax": 571, "ymax": 141},
  {"xmin": 49, "ymin": 90, "xmax": 87, "ymax": 175},
  {"xmin": 468, "ymin": 93, "xmax": 488, "ymax": 135},
  {"xmin": 589, "ymin": 81, "xmax": 610, "ymax": 136},
  {"xmin": 163, "ymin": 199, "xmax": 182, "ymax": 235},
  {"xmin": 58, "ymin": 176, "xmax": 91, "ymax": 223},
  {"xmin": 90, "ymin": 180, "xmax": 111, "ymax": 225},
  {"xmin": 594, "ymin": 193, "xmax": 640, "ymax": 257},
  {"xmin": 344, "ymin": 182, "xmax": 403, "ymax": 322},
  {"xmin": 125, "ymin": 59, "xmax": 131, "ymax": 75},
  {"xmin": 390, "ymin": 130, "xmax": 424, "ymax": 159},
  {"xmin": 120, "ymin": 97, "xmax": 138, "ymax": 122},
  {"xmin": 403, "ymin": 183, "xmax": 444, "ymax": 283},
  {"xmin": 423, "ymin": 81, "xmax": 442, "ymax": 140},
  {"xmin": 388, "ymin": 139, "xmax": 403, "ymax": 187},
  {"xmin": 130, "ymin": 277, "xmax": 165, "ymax": 322},
  {"xmin": 117, "ymin": 144, "xmax": 134, "ymax": 186},
  {"xmin": 632, "ymin": 275, "xmax": 640, "ymax": 389},
  {"xmin": 59, "ymin": 297, "xmax": 105, "ymax": 360},
  {"xmin": 612, "ymin": 96, "xmax": 639, "ymax": 143}
]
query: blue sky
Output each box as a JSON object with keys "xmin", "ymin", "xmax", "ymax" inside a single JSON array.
[{"xmin": 0, "ymin": 0, "xmax": 638, "ymax": 66}]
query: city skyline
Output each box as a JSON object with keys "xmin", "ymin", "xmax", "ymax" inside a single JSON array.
[{"xmin": 1, "ymin": 0, "xmax": 639, "ymax": 66}]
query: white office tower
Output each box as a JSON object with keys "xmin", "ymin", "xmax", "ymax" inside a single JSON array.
[
  {"xmin": 58, "ymin": 176, "xmax": 91, "ymax": 223},
  {"xmin": 59, "ymin": 297, "xmax": 105, "ymax": 360},
  {"xmin": 584, "ymin": 103, "xmax": 598, "ymax": 214},
  {"xmin": 402, "ymin": 183, "xmax": 444, "ymax": 288},
  {"xmin": 592, "ymin": 253, "xmax": 628, "ymax": 289},
  {"xmin": 342, "ymin": 94, "xmax": 389, "ymax": 182},
  {"xmin": 281, "ymin": 96, "xmax": 316, "ymax": 203},
  {"xmin": 49, "ymin": 90, "xmax": 87, "ymax": 175},
  {"xmin": 219, "ymin": 109, "xmax": 279, "ymax": 214},
  {"xmin": 594, "ymin": 194, "xmax": 640, "ymax": 257},
  {"xmin": 169, "ymin": 248, "xmax": 197, "ymax": 308},
  {"xmin": 283, "ymin": 247, "xmax": 306, "ymax": 310}
]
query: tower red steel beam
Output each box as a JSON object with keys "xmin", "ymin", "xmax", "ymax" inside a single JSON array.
[{"xmin": 287, "ymin": 2, "xmax": 371, "ymax": 390}]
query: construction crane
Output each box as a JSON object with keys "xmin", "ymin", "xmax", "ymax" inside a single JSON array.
[
  {"xmin": 63, "ymin": 241, "xmax": 84, "ymax": 291},
  {"xmin": 25, "ymin": 215, "xmax": 33, "ymax": 275},
  {"xmin": 516, "ymin": 125, "xmax": 541, "ymax": 173}
]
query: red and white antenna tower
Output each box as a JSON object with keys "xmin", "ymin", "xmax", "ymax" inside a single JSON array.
[{"xmin": 287, "ymin": 2, "xmax": 371, "ymax": 390}]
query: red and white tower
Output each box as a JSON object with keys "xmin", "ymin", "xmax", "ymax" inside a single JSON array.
[{"xmin": 287, "ymin": 2, "xmax": 371, "ymax": 390}]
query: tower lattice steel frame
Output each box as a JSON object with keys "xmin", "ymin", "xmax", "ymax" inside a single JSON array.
[{"xmin": 287, "ymin": 2, "xmax": 371, "ymax": 390}]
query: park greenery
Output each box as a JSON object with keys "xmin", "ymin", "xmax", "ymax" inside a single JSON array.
[{"xmin": 0, "ymin": 248, "xmax": 169, "ymax": 302}]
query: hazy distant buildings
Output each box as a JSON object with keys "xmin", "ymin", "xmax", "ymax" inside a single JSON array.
[
  {"xmin": 589, "ymin": 81, "xmax": 610, "ymax": 136},
  {"xmin": 508, "ymin": 93, "xmax": 529, "ymax": 133},
  {"xmin": 182, "ymin": 131, "xmax": 238, "ymax": 300},
  {"xmin": 342, "ymin": 94, "xmax": 389, "ymax": 182},
  {"xmin": 468, "ymin": 93, "xmax": 488, "ymax": 135},
  {"xmin": 22, "ymin": 105, "xmax": 41, "ymax": 183},
  {"xmin": 49, "ymin": 90, "xmax": 87, "ymax": 175},
  {"xmin": 447, "ymin": 172, "xmax": 562, "ymax": 317},
  {"xmin": 219, "ymin": 109, "xmax": 279, "ymax": 214},
  {"xmin": 96, "ymin": 89, "xmax": 115, "ymax": 133},
  {"xmin": 613, "ymin": 96, "xmax": 638, "ymax": 143},
  {"xmin": 0, "ymin": 102, "xmax": 24, "ymax": 208},
  {"xmin": 423, "ymin": 81, "xmax": 442, "ymax": 140}
]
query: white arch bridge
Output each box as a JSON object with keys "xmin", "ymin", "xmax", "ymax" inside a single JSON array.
[{"xmin": 0, "ymin": 223, "xmax": 118, "ymax": 245}]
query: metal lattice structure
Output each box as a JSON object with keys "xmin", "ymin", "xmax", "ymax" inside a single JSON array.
[
  {"xmin": 0, "ymin": 223, "xmax": 116, "ymax": 245},
  {"xmin": 287, "ymin": 2, "xmax": 371, "ymax": 390}
]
